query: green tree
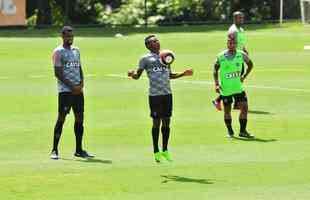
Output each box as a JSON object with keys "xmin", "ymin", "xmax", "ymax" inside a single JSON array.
[{"xmin": 26, "ymin": 0, "xmax": 300, "ymax": 26}]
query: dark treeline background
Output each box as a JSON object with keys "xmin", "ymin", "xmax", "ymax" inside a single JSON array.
[{"xmin": 26, "ymin": 0, "xmax": 300, "ymax": 26}]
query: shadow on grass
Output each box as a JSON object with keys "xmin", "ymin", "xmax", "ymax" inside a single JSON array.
[
  {"xmin": 161, "ymin": 175, "xmax": 214, "ymax": 184},
  {"xmin": 233, "ymin": 137, "xmax": 277, "ymax": 143},
  {"xmin": 61, "ymin": 157, "xmax": 112, "ymax": 164},
  {"xmin": 248, "ymin": 110, "xmax": 273, "ymax": 115}
]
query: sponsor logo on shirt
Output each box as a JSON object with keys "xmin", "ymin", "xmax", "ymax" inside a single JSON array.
[
  {"xmin": 65, "ymin": 61, "xmax": 80, "ymax": 68},
  {"xmin": 225, "ymin": 71, "xmax": 241, "ymax": 79},
  {"xmin": 153, "ymin": 67, "xmax": 168, "ymax": 72}
]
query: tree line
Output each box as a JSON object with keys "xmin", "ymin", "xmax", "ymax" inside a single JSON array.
[{"xmin": 26, "ymin": 0, "xmax": 300, "ymax": 26}]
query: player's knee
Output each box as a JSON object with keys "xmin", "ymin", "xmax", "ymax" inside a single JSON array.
[
  {"xmin": 74, "ymin": 113, "xmax": 84, "ymax": 123},
  {"xmin": 224, "ymin": 108, "xmax": 231, "ymax": 115},
  {"xmin": 152, "ymin": 119, "xmax": 161, "ymax": 128},
  {"xmin": 54, "ymin": 120, "xmax": 64, "ymax": 135},
  {"xmin": 240, "ymin": 102, "xmax": 248, "ymax": 112},
  {"xmin": 54, "ymin": 132, "xmax": 61, "ymax": 138},
  {"xmin": 57, "ymin": 114, "xmax": 66, "ymax": 123},
  {"xmin": 224, "ymin": 112, "xmax": 231, "ymax": 118},
  {"xmin": 162, "ymin": 118, "xmax": 171, "ymax": 127}
]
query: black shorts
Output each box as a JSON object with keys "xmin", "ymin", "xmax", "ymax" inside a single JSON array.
[
  {"xmin": 222, "ymin": 91, "xmax": 247, "ymax": 106},
  {"xmin": 149, "ymin": 94, "xmax": 172, "ymax": 119},
  {"xmin": 58, "ymin": 92, "xmax": 84, "ymax": 115}
]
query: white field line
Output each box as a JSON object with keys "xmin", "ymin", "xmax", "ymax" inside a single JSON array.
[
  {"xmin": 28, "ymin": 75, "xmax": 46, "ymax": 78},
  {"xmin": 106, "ymin": 73, "xmax": 310, "ymax": 93},
  {"xmin": 251, "ymin": 69, "xmax": 308, "ymax": 72},
  {"xmin": 0, "ymin": 76, "xmax": 10, "ymax": 80},
  {"xmin": 304, "ymin": 45, "xmax": 310, "ymax": 50},
  {"xmin": 0, "ymin": 74, "xmax": 97, "ymax": 80},
  {"xmin": 85, "ymin": 74, "xmax": 97, "ymax": 77}
]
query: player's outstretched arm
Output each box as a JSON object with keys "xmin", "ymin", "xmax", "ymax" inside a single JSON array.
[
  {"xmin": 170, "ymin": 68, "xmax": 193, "ymax": 79},
  {"xmin": 128, "ymin": 68, "xmax": 143, "ymax": 80}
]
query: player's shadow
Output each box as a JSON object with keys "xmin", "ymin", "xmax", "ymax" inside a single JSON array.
[
  {"xmin": 248, "ymin": 110, "xmax": 273, "ymax": 115},
  {"xmin": 233, "ymin": 137, "xmax": 277, "ymax": 143},
  {"xmin": 77, "ymin": 158, "xmax": 113, "ymax": 164},
  {"xmin": 161, "ymin": 175, "xmax": 214, "ymax": 184},
  {"xmin": 61, "ymin": 158, "xmax": 112, "ymax": 164}
]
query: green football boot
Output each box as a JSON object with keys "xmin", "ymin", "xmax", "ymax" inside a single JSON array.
[
  {"xmin": 154, "ymin": 152, "xmax": 162, "ymax": 163},
  {"xmin": 161, "ymin": 151, "xmax": 172, "ymax": 162}
]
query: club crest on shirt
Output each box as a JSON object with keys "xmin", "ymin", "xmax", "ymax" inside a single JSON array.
[{"xmin": 72, "ymin": 50, "xmax": 79, "ymax": 59}]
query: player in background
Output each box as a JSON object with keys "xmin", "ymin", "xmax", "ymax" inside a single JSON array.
[
  {"xmin": 213, "ymin": 34, "xmax": 254, "ymax": 138},
  {"xmin": 212, "ymin": 11, "xmax": 249, "ymax": 111}
]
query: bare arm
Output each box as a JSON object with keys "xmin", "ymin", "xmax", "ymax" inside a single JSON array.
[
  {"xmin": 241, "ymin": 54, "xmax": 253, "ymax": 82},
  {"xmin": 170, "ymin": 72, "xmax": 184, "ymax": 79},
  {"xmin": 80, "ymin": 66, "xmax": 84, "ymax": 86},
  {"xmin": 54, "ymin": 66, "xmax": 82, "ymax": 95},
  {"xmin": 242, "ymin": 47, "xmax": 249, "ymax": 55},
  {"xmin": 128, "ymin": 68, "xmax": 144, "ymax": 80},
  {"xmin": 213, "ymin": 62, "xmax": 221, "ymax": 93},
  {"xmin": 54, "ymin": 66, "xmax": 75, "ymax": 89},
  {"xmin": 128, "ymin": 57, "xmax": 146, "ymax": 80},
  {"xmin": 170, "ymin": 68, "xmax": 193, "ymax": 79}
]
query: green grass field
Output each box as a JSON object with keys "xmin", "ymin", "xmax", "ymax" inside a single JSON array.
[{"xmin": 0, "ymin": 23, "xmax": 310, "ymax": 200}]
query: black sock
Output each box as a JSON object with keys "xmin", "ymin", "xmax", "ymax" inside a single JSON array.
[
  {"xmin": 152, "ymin": 127, "xmax": 160, "ymax": 153},
  {"xmin": 161, "ymin": 126, "xmax": 170, "ymax": 152},
  {"xmin": 224, "ymin": 118, "xmax": 233, "ymax": 132},
  {"xmin": 239, "ymin": 119, "xmax": 247, "ymax": 133},
  {"xmin": 53, "ymin": 120, "xmax": 64, "ymax": 152},
  {"xmin": 74, "ymin": 122, "xmax": 84, "ymax": 153}
]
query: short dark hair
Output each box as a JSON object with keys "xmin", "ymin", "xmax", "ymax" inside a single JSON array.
[
  {"xmin": 61, "ymin": 26, "xmax": 73, "ymax": 34},
  {"xmin": 144, "ymin": 34, "xmax": 156, "ymax": 47}
]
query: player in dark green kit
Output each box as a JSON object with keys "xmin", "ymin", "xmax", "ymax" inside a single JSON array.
[
  {"xmin": 212, "ymin": 11, "xmax": 248, "ymax": 111},
  {"xmin": 213, "ymin": 34, "xmax": 254, "ymax": 138}
]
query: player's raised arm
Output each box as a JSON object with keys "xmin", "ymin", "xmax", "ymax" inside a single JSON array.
[{"xmin": 169, "ymin": 68, "xmax": 193, "ymax": 79}]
